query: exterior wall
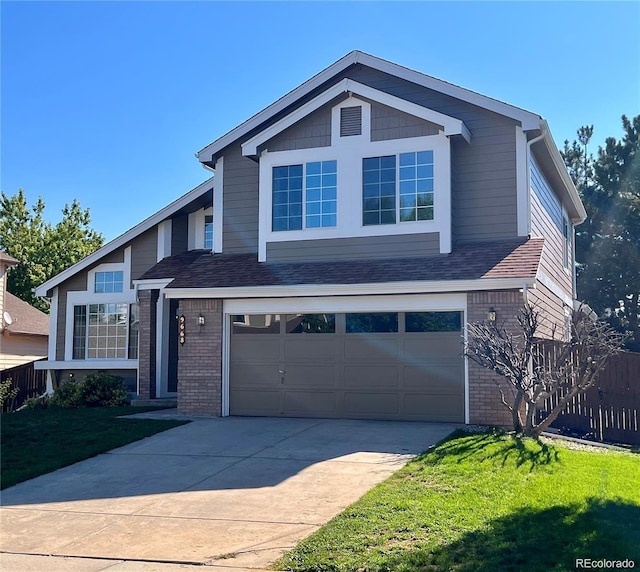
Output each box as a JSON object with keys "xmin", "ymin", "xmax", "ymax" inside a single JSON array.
[
  {"xmin": 222, "ymin": 144, "xmax": 260, "ymax": 254},
  {"xmin": 171, "ymin": 214, "xmax": 189, "ymax": 256},
  {"xmin": 137, "ymin": 289, "xmax": 158, "ymax": 400},
  {"xmin": 530, "ymin": 157, "xmax": 573, "ymax": 298},
  {"xmin": 177, "ymin": 298, "xmax": 223, "ymax": 415},
  {"xmin": 266, "ymin": 233, "xmax": 440, "ymax": 262},
  {"xmin": 262, "ymin": 103, "xmax": 332, "ymax": 152},
  {"xmin": 371, "ymin": 101, "xmax": 440, "ymax": 141},
  {"xmin": 467, "ymin": 290, "xmax": 524, "ymax": 426},
  {"xmin": 130, "ymin": 227, "xmax": 158, "ymax": 283},
  {"xmin": 528, "ymin": 281, "xmax": 569, "ymax": 340},
  {"xmin": 0, "ymin": 334, "xmax": 47, "ymax": 370},
  {"xmin": 342, "ymin": 65, "xmax": 519, "ymax": 243},
  {"xmin": 56, "ymin": 272, "xmax": 88, "ymax": 360}
]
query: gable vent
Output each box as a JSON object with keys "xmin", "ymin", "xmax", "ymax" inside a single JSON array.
[{"xmin": 340, "ymin": 106, "xmax": 362, "ymax": 137}]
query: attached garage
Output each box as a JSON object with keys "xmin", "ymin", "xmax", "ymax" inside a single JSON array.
[{"xmin": 228, "ymin": 308, "xmax": 465, "ymax": 422}]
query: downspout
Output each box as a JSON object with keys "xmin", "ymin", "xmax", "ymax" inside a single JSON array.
[{"xmin": 525, "ymin": 125, "xmax": 547, "ymax": 236}]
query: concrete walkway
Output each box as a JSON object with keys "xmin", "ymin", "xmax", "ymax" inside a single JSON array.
[{"xmin": 1, "ymin": 416, "xmax": 456, "ymax": 570}]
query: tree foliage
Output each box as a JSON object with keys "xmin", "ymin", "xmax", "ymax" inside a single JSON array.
[
  {"xmin": 562, "ymin": 115, "xmax": 640, "ymax": 351},
  {"xmin": 0, "ymin": 190, "xmax": 104, "ymax": 312},
  {"xmin": 465, "ymin": 305, "xmax": 625, "ymax": 438}
]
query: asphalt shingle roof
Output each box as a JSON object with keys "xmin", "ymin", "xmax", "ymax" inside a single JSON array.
[
  {"xmin": 137, "ymin": 238, "xmax": 544, "ymax": 290},
  {"xmin": 4, "ymin": 292, "xmax": 49, "ymax": 337}
]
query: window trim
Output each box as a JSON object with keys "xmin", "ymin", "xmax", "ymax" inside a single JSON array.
[{"xmin": 258, "ymin": 132, "xmax": 451, "ymax": 261}]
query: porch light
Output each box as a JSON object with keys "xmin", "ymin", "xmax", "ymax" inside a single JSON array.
[{"xmin": 487, "ymin": 308, "xmax": 497, "ymax": 323}]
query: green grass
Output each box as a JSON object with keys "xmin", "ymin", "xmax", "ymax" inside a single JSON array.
[
  {"xmin": 276, "ymin": 430, "xmax": 640, "ymax": 572},
  {"xmin": 1, "ymin": 406, "xmax": 188, "ymax": 489}
]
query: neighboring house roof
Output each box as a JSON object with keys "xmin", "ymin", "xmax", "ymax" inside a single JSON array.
[
  {"xmin": 137, "ymin": 238, "xmax": 544, "ymax": 290},
  {"xmin": 3, "ymin": 292, "xmax": 49, "ymax": 337},
  {"xmin": 35, "ymin": 177, "xmax": 214, "ymax": 297},
  {"xmin": 0, "ymin": 252, "xmax": 19, "ymax": 267}
]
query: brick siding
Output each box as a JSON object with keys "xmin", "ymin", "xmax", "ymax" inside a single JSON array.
[
  {"xmin": 177, "ymin": 299, "xmax": 223, "ymax": 416},
  {"xmin": 137, "ymin": 289, "xmax": 158, "ymax": 399}
]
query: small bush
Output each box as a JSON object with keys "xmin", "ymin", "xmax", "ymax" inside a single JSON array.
[
  {"xmin": 80, "ymin": 374, "xmax": 128, "ymax": 407},
  {"xmin": 24, "ymin": 395, "xmax": 50, "ymax": 410},
  {"xmin": 0, "ymin": 378, "xmax": 19, "ymax": 413},
  {"xmin": 50, "ymin": 380, "xmax": 83, "ymax": 408}
]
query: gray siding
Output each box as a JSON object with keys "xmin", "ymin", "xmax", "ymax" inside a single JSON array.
[
  {"xmin": 262, "ymin": 102, "xmax": 332, "ymax": 152},
  {"xmin": 371, "ymin": 101, "xmax": 440, "ymax": 141},
  {"xmin": 130, "ymin": 228, "xmax": 158, "ymax": 283},
  {"xmin": 528, "ymin": 281, "xmax": 568, "ymax": 339},
  {"xmin": 530, "ymin": 157, "xmax": 573, "ymax": 297},
  {"xmin": 222, "ymin": 144, "xmax": 259, "ymax": 254},
  {"xmin": 339, "ymin": 65, "xmax": 519, "ymax": 242},
  {"xmin": 267, "ymin": 233, "xmax": 440, "ymax": 262},
  {"xmin": 171, "ymin": 214, "xmax": 189, "ymax": 256}
]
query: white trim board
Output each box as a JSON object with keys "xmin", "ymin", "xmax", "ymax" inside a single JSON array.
[
  {"xmin": 35, "ymin": 359, "xmax": 138, "ymax": 371},
  {"xmin": 241, "ymin": 79, "xmax": 470, "ymax": 156},
  {"xmin": 35, "ymin": 177, "xmax": 215, "ymax": 297},
  {"xmin": 165, "ymin": 277, "xmax": 536, "ymax": 300}
]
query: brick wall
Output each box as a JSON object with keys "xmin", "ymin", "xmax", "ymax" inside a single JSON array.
[
  {"xmin": 177, "ymin": 298, "xmax": 222, "ymax": 416},
  {"xmin": 137, "ymin": 289, "xmax": 158, "ymax": 399},
  {"xmin": 467, "ymin": 290, "xmax": 525, "ymax": 426}
]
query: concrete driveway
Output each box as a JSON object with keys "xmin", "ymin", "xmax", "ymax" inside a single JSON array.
[{"xmin": 1, "ymin": 416, "xmax": 455, "ymax": 570}]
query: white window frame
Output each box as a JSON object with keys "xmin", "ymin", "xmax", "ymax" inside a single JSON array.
[
  {"xmin": 258, "ymin": 133, "xmax": 451, "ymax": 261},
  {"xmin": 188, "ymin": 206, "xmax": 214, "ymax": 250}
]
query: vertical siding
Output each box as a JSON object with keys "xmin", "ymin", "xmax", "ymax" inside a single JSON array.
[
  {"xmin": 262, "ymin": 103, "xmax": 332, "ymax": 152},
  {"xmin": 530, "ymin": 157, "xmax": 573, "ymax": 297},
  {"xmin": 171, "ymin": 214, "xmax": 189, "ymax": 256},
  {"xmin": 130, "ymin": 228, "xmax": 158, "ymax": 282},
  {"xmin": 222, "ymin": 144, "xmax": 259, "ymax": 254},
  {"xmin": 371, "ymin": 101, "xmax": 440, "ymax": 141}
]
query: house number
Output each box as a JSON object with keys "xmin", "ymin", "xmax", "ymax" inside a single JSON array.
[{"xmin": 179, "ymin": 315, "xmax": 186, "ymax": 345}]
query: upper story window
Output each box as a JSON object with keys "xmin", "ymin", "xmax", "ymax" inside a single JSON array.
[
  {"xmin": 204, "ymin": 215, "xmax": 214, "ymax": 249},
  {"xmin": 363, "ymin": 151, "xmax": 434, "ymax": 226},
  {"xmin": 273, "ymin": 161, "xmax": 337, "ymax": 231},
  {"xmin": 95, "ymin": 271, "xmax": 124, "ymax": 293}
]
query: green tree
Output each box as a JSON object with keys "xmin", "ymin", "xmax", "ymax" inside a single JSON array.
[
  {"xmin": 0, "ymin": 190, "xmax": 104, "ymax": 312},
  {"xmin": 562, "ymin": 115, "xmax": 640, "ymax": 351}
]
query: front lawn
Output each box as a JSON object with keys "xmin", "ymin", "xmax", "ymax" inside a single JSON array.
[
  {"xmin": 1, "ymin": 407, "xmax": 188, "ymax": 489},
  {"xmin": 276, "ymin": 430, "xmax": 640, "ymax": 572}
]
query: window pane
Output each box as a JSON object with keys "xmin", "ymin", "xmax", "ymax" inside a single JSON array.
[
  {"xmin": 128, "ymin": 304, "xmax": 139, "ymax": 359},
  {"xmin": 306, "ymin": 160, "xmax": 337, "ymax": 228},
  {"xmin": 72, "ymin": 306, "xmax": 87, "ymax": 359},
  {"xmin": 204, "ymin": 215, "xmax": 214, "ymax": 249},
  {"xmin": 286, "ymin": 314, "xmax": 336, "ymax": 334},
  {"xmin": 406, "ymin": 312, "xmax": 462, "ymax": 332},
  {"xmin": 346, "ymin": 313, "xmax": 398, "ymax": 333},
  {"xmin": 363, "ymin": 156, "xmax": 396, "ymax": 226},
  {"xmin": 232, "ymin": 314, "xmax": 281, "ymax": 334},
  {"xmin": 86, "ymin": 303, "xmax": 128, "ymax": 358},
  {"xmin": 272, "ymin": 166, "xmax": 303, "ymax": 231},
  {"xmin": 398, "ymin": 151, "xmax": 434, "ymax": 223},
  {"xmin": 95, "ymin": 271, "xmax": 124, "ymax": 293}
]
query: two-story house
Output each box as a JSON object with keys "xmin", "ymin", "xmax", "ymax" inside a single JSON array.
[{"xmin": 35, "ymin": 51, "xmax": 586, "ymax": 425}]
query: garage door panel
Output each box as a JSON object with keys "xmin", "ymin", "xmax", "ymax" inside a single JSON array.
[
  {"xmin": 284, "ymin": 391, "xmax": 336, "ymax": 414},
  {"xmin": 283, "ymin": 338, "xmax": 337, "ymax": 361},
  {"xmin": 232, "ymin": 338, "xmax": 281, "ymax": 361},
  {"xmin": 343, "ymin": 365, "xmax": 398, "ymax": 387},
  {"xmin": 283, "ymin": 365, "xmax": 337, "ymax": 387},
  {"xmin": 344, "ymin": 392, "xmax": 399, "ymax": 415},
  {"xmin": 403, "ymin": 363, "xmax": 464, "ymax": 389},
  {"xmin": 230, "ymin": 389, "xmax": 281, "ymax": 414},
  {"xmin": 344, "ymin": 338, "xmax": 399, "ymax": 361},
  {"xmin": 403, "ymin": 336, "xmax": 463, "ymax": 358},
  {"xmin": 230, "ymin": 365, "xmax": 280, "ymax": 389},
  {"xmin": 403, "ymin": 393, "xmax": 464, "ymax": 421}
]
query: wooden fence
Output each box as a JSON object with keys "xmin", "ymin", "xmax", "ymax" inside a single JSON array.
[
  {"xmin": 1, "ymin": 359, "xmax": 47, "ymax": 412},
  {"xmin": 535, "ymin": 348, "xmax": 640, "ymax": 445}
]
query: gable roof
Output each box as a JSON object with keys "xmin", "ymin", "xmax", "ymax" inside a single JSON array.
[
  {"xmin": 4, "ymin": 292, "xmax": 49, "ymax": 337},
  {"xmin": 137, "ymin": 238, "xmax": 543, "ymax": 294},
  {"xmin": 0, "ymin": 251, "xmax": 19, "ymax": 267},
  {"xmin": 35, "ymin": 177, "xmax": 215, "ymax": 297},
  {"xmin": 197, "ymin": 50, "xmax": 540, "ymax": 163}
]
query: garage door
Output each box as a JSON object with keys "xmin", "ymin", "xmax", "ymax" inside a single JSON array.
[{"xmin": 229, "ymin": 311, "xmax": 464, "ymax": 422}]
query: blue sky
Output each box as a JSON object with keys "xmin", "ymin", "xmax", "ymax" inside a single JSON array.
[{"xmin": 2, "ymin": 1, "xmax": 639, "ymax": 242}]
